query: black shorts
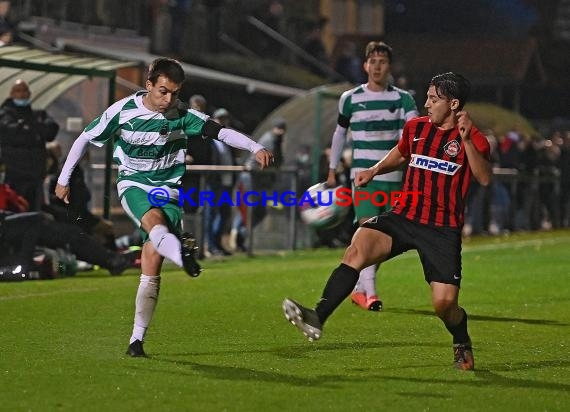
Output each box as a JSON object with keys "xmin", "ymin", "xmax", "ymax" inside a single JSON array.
[{"xmin": 361, "ymin": 212, "xmax": 463, "ymax": 286}]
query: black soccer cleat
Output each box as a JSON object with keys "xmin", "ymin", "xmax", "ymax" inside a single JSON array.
[
  {"xmin": 453, "ymin": 342, "xmax": 475, "ymax": 370},
  {"xmin": 126, "ymin": 339, "xmax": 147, "ymax": 357},
  {"xmin": 282, "ymin": 298, "xmax": 323, "ymax": 342},
  {"xmin": 0, "ymin": 265, "xmax": 28, "ymax": 281},
  {"xmin": 181, "ymin": 232, "xmax": 202, "ymax": 277}
]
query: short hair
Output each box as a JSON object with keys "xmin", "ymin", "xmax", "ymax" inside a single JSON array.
[
  {"xmin": 147, "ymin": 57, "xmax": 185, "ymax": 85},
  {"xmin": 428, "ymin": 72, "xmax": 471, "ymax": 110},
  {"xmin": 213, "ymin": 108, "xmax": 229, "ymax": 119},
  {"xmin": 272, "ymin": 117, "xmax": 287, "ymax": 130},
  {"xmin": 189, "ymin": 94, "xmax": 207, "ymax": 108},
  {"xmin": 364, "ymin": 41, "xmax": 392, "ymax": 62}
]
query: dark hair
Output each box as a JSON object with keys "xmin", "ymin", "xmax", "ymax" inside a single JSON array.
[
  {"xmin": 429, "ymin": 72, "xmax": 471, "ymax": 110},
  {"xmin": 364, "ymin": 41, "xmax": 392, "ymax": 62},
  {"xmin": 147, "ymin": 58, "xmax": 185, "ymax": 85}
]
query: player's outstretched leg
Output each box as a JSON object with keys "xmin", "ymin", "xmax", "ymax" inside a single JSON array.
[
  {"xmin": 442, "ymin": 307, "xmax": 474, "ymax": 370},
  {"xmin": 282, "ymin": 298, "xmax": 323, "ymax": 342},
  {"xmin": 283, "ymin": 263, "xmax": 360, "ymax": 342},
  {"xmin": 126, "ymin": 273, "xmax": 160, "ymax": 357},
  {"xmin": 181, "ymin": 232, "xmax": 202, "ymax": 277}
]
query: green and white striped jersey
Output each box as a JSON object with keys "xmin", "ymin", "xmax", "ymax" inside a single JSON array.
[
  {"xmin": 84, "ymin": 91, "xmax": 208, "ymax": 200},
  {"xmin": 339, "ymin": 84, "xmax": 418, "ymax": 182}
]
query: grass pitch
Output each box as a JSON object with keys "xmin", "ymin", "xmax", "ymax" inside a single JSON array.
[{"xmin": 1, "ymin": 230, "xmax": 569, "ymax": 411}]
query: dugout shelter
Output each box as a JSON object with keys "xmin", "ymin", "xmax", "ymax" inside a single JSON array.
[{"xmin": 0, "ymin": 45, "xmax": 140, "ymax": 218}]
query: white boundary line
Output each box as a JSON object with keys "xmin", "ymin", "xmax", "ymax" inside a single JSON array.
[
  {"xmin": 462, "ymin": 235, "xmax": 570, "ymax": 253},
  {"xmin": 1, "ymin": 235, "xmax": 569, "ymax": 300}
]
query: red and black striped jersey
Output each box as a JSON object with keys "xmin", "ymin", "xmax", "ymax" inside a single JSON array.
[{"xmin": 393, "ymin": 116, "xmax": 490, "ymax": 228}]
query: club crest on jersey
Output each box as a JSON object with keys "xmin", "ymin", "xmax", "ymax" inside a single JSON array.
[
  {"xmin": 444, "ymin": 140, "xmax": 461, "ymax": 157},
  {"xmin": 409, "ymin": 154, "xmax": 461, "ymax": 175}
]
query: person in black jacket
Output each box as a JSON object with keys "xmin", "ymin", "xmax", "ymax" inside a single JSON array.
[
  {"xmin": 0, "ymin": 174, "xmax": 135, "ymax": 280},
  {"xmin": 0, "ymin": 79, "xmax": 59, "ymax": 210},
  {"xmin": 43, "ymin": 142, "xmax": 120, "ymax": 251}
]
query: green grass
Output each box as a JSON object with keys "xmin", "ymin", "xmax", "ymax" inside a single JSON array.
[{"xmin": 1, "ymin": 230, "xmax": 569, "ymax": 411}]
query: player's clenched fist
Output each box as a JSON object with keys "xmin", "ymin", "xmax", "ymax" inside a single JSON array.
[
  {"xmin": 254, "ymin": 148, "xmax": 274, "ymax": 169},
  {"xmin": 354, "ymin": 168, "xmax": 375, "ymax": 188},
  {"xmin": 54, "ymin": 183, "xmax": 70, "ymax": 204},
  {"xmin": 456, "ymin": 110, "xmax": 473, "ymax": 141}
]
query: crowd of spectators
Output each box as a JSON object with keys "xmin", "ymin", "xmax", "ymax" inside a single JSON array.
[
  {"xmin": 464, "ymin": 127, "xmax": 570, "ymax": 236},
  {"xmin": 2, "ymin": 1, "xmax": 569, "ymax": 267}
]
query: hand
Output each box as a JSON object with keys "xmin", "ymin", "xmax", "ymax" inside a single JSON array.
[
  {"xmin": 325, "ymin": 169, "xmax": 337, "ymax": 188},
  {"xmin": 254, "ymin": 149, "xmax": 274, "ymax": 169},
  {"xmin": 354, "ymin": 168, "xmax": 375, "ymax": 188},
  {"xmin": 55, "ymin": 183, "xmax": 70, "ymax": 204},
  {"xmin": 456, "ymin": 111, "xmax": 473, "ymax": 141}
]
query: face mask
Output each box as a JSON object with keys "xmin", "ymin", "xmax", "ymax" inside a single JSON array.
[{"xmin": 12, "ymin": 99, "xmax": 30, "ymax": 107}]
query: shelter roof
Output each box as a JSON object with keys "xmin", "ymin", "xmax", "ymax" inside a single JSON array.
[{"xmin": 0, "ymin": 45, "xmax": 138, "ymax": 109}]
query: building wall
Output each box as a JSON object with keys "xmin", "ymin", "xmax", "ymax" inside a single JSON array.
[{"xmin": 320, "ymin": 0, "xmax": 385, "ymax": 53}]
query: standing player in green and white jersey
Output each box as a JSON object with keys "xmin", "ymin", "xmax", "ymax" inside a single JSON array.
[
  {"xmin": 55, "ymin": 58, "xmax": 273, "ymax": 357},
  {"xmin": 326, "ymin": 41, "xmax": 418, "ymax": 311}
]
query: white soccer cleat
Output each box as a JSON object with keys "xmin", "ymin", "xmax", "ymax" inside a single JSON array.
[{"xmin": 282, "ymin": 298, "xmax": 323, "ymax": 342}]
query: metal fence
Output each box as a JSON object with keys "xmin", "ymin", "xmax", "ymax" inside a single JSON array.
[
  {"xmin": 88, "ymin": 163, "xmax": 566, "ymax": 254},
  {"xmin": 89, "ymin": 163, "xmax": 301, "ymax": 255},
  {"xmin": 183, "ymin": 165, "xmax": 300, "ymax": 256},
  {"xmin": 466, "ymin": 167, "xmax": 564, "ymax": 234}
]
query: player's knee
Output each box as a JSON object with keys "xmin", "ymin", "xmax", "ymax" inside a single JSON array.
[
  {"xmin": 343, "ymin": 243, "xmax": 358, "ymax": 262},
  {"xmin": 343, "ymin": 243, "xmax": 368, "ymax": 271},
  {"xmin": 141, "ymin": 208, "xmax": 167, "ymax": 230},
  {"xmin": 432, "ymin": 298, "xmax": 456, "ymax": 320},
  {"xmin": 344, "ymin": 229, "xmax": 388, "ymax": 269},
  {"xmin": 141, "ymin": 245, "xmax": 163, "ymax": 271}
]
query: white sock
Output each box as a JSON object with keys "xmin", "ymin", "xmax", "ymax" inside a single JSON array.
[
  {"xmin": 148, "ymin": 224, "xmax": 183, "ymax": 267},
  {"xmin": 356, "ymin": 264, "xmax": 379, "ymax": 297},
  {"xmin": 130, "ymin": 274, "xmax": 161, "ymax": 344}
]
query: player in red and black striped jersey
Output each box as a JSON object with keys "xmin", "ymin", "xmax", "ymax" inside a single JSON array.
[
  {"xmin": 394, "ymin": 112, "xmax": 490, "ymax": 228},
  {"xmin": 283, "ymin": 72, "xmax": 491, "ymax": 370}
]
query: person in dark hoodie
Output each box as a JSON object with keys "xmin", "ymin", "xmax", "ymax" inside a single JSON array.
[
  {"xmin": 0, "ymin": 166, "xmax": 136, "ymax": 280},
  {"xmin": 0, "ymin": 79, "xmax": 59, "ymax": 210}
]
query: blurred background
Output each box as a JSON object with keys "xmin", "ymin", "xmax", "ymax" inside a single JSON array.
[
  {"xmin": 1, "ymin": 0, "xmax": 569, "ymax": 249},
  {"xmin": 3, "ymin": 1, "xmax": 569, "ymax": 126}
]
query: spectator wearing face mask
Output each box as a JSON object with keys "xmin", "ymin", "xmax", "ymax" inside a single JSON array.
[{"xmin": 0, "ymin": 79, "xmax": 60, "ymax": 210}]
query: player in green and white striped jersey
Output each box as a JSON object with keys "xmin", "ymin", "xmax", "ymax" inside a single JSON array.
[
  {"xmin": 55, "ymin": 58, "xmax": 273, "ymax": 357},
  {"xmin": 326, "ymin": 42, "xmax": 418, "ymax": 312}
]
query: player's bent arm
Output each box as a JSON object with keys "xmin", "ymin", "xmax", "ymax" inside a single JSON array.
[
  {"xmin": 207, "ymin": 123, "xmax": 264, "ymax": 153},
  {"xmin": 329, "ymin": 122, "xmax": 348, "ymax": 171},
  {"xmin": 354, "ymin": 147, "xmax": 407, "ymax": 187},
  {"xmin": 327, "ymin": 124, "xmax": 348, "ymax": 187},
  {"xmin": 457, "ymin": 111, "xmax": 492, "ymax": 186},
  {"xmin": 464, "ymin": 139, "xmax": 492, "ymax": 186},
  {"xmin": 209, "ymin": 125, "xmax": 273, "ymax": 168},
  {"xmin": 56, "ymin": 132, "xmax": 91, "ymax": 186},
  {"xmin": 371, "ymin": 146, "xmax": 408, "ymax": 176},
  {"xmin": 55, "ymin": 132, "xmax": 91, "ymax": 203}
]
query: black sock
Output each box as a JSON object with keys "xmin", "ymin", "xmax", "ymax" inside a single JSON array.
[
  {"xmin": 445, "ymin": 308, "xmax": 470, "ymax": 344},
  {"xmin": 315, "ymin": 263, "xmax": 360, "ymax": 324}
]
